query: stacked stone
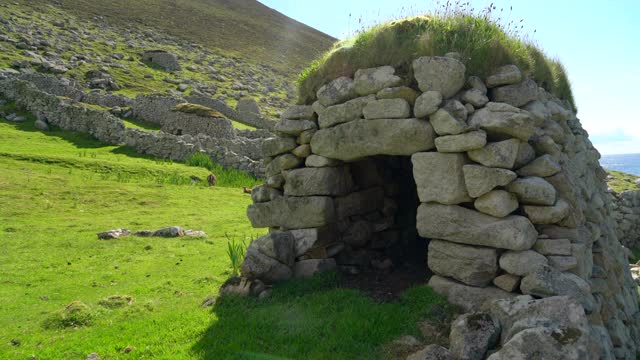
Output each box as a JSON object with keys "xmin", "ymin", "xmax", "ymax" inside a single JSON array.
[
  {"xmin": 611, "ymin": 190, "xmax": 640, "ymax": 250},
  {"xmin": 243, "ymin": 56, "xmax": 640, "ymax": 358}
]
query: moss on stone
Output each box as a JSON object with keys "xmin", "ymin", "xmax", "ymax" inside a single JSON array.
[
  {"xmin": 550, "ymin": 327, "xmax": 582, "ymax": 345},
  {"xmin": 298, "ymin": 15, "xmax": 575, "ymax": 109},
  {"xmin": 172, "ymin": 103, "xmax": 225, "ymax": 118}
]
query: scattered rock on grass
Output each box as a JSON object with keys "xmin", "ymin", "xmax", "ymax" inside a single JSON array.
[
  {"xmin": 97, "ymin": 228, "xmax": 131, "ymax": 240},
  {"xmin": 98, "ymin": 295, "xmax": 134, "ymax": 308}
]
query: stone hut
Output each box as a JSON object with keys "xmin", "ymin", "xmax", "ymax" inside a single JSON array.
[
  {"xmin": 238, "ymin": 55, "xmax": 640, "ymax": 358},
  {"xmin": 142, "ymin": 50, "xmax": 181, "ymax": 72}
]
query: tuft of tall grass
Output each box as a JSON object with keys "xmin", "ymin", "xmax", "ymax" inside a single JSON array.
[
  {"xmin": 225, "ymin": 232, "xmax": 249, "ymax": 276},
  {"xmin": 297, "ymin": 3, "xmax": 575, "ymax": 110}
]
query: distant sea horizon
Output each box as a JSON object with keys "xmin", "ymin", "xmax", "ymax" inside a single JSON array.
[{"xmin": 600, "ymin": 153, "xmax": 640, "ymax": 176}]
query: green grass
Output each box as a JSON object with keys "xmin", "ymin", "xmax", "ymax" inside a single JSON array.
[
  {"xmin": 298, "ymin": 10, "xmax": 574, "ymax": 109},
  {"xmin": 232, "ymin": 121, "xmax": 257, "ymax": 130},
  {"xmin": 0, "ymin": 109, "xmax": 457, "ymax": 359},
  {"xmin": 607, "ymin": 170, "xmax": 640, "ymax": 193},
  {"xmin": 122, "ymin": 117, "xmax": 163, "ymax": 132}
]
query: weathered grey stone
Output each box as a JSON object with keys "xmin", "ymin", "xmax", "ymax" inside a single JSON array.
[
  {"xmin": 506, "ymin": 177, "xmax": 556, "ymax": 205},
  {"xmin": 449, "ymin": 312, "xmax": 500, "ymax": 360},
  {"xmin": 517, "ymin": 154, "xmax": 561, "ymax": 177},
  {"xmin": 548, "ymin": 256, "xmax": 578, "ymax": 272},
  {"xmin": 242, "ymin": 248, "xmax": 292, "ymax": 283},
  {"xmin": 297, "ymin": 129, "xmax": 316, "ymax": 144},
  {"xmin": 316, "ymin": 76, "xmax": 357, "ymax": 106},
  {"xmin": 428, "ymin": 240, "xmax": 498, "ymax": 287},
  {"xmin": 467, "ymin": 139, "xmax": 520, "ymax": 169},
  {"xmin": 490, "ymin": 79, "xmax": 539, "ymax": 107},
  {"xmin": 499, "ymin": 250, "xmax": 549, "ymax": 276},
  {"xmin": 293, "ymin": 259, "xmax": 337, "ymax": 278},
  {"xmin": 376, "ymin": 86, "xmax": 418, "ymax": 105},
  {"xmin": 354, "ymin": 66, "xmax": 402, "ymax": 95},
  {"xmin": 520, "ymin": 265, "xmax": 594, "ymax": 312},
  {"xmin": 417, "ymin": 203, "xmax": 538, "ymax": 250},
  {"xmin": 435, "ymin": 130, "xmax": 487, "ymax": 153},
  {"xmin": 493, "ymin": 274, "xmax": 521, "ymax": 292},
  {"xmin": 474, "ymin": 190, "xmax": 519, "ymax": 218},
  {"xmin": 310, "ymin": 119, "xmax": 435, "ymax": 161},
  {"xmin": 412, "ymin": 152, "xmax": 471, "ymax": 205},
  {"xmin": 414, "ymin": 91, "xmax": 443, "ymax": 118},
  {"xmin": 289, "ymin": 227, "xmax": 339, "ymax": 256},
  {"xmin": 486, "ymin": 65, "xmax": 523, "ymax": 88},
  {"xmin": 514, "ymin": 142, "xmax": 536, "ymax": 169},
  {"xmin": 467, "ymin": 76, "xmax": 488, "ymax": 94},
  {"xmin": 219, "ymin": 277, "xmax": 266, "ymax": 298},
  {"xmin": 363, "ymin": 98, "xmax": 410, "ymax": 120},
  {"xmin": 247, "ymin": 196, "xmax": 335, "ymax": 229},
  {"xmin": 283, "ymin": 167, "xmax": 354, "ymax": 196},
  {"xmin": 251, "ymin": 185, "xmax": 282, "ymax": 203},
  {"xmin": 523, "ymin": 199, "xmax": 570, "ymax": 224},
  {"xmin": 265, "ymin": 153, "xmax": 303, "ymax": 177},
  {"xmin": 318, "ymin": 95, "xmax": 375, "ymax": 129},
  {"xmin": 291, "ymin": 144, "xmax": 311, "ymax": 158},
  {"xmin": 462, "ymin": 88, "xmax": 489, "ymax": 107},
  {"xmin": 430, "ymin": 108, "xmax": 466, "ymax": 135},
  {"xmin": 247, "ymin": 232, "xmax": 295, "ymax": 266},
  {"xmin": 533, "ymin": 238, "xmax": 572, "ymax": 256},
  {"xmin": 305, "ymin": 154, "xmax": 341, "ymax": 168},
  {"xmin": 443, "ymin": 99, "xmax": 468, "ymax": 121},
  {"xmin": 282, "ymin": 105, "xmax": 314, "ymax": 120},
  {"xmin": 262, "ymin": 137, "xmax": 297, "ymax": 157},
  {"xmin": 407, "ymin": 344, "xmax": 453, "ymax": 360},
  {"xmin": 275, "ymin": 119, "xmax": 317, "ymax": 136},
  {"xmin": 413, "ymin": 56, "xmax": 466, "ymax": 98},
  {"xmin": 35, "ymin": 119, "xmax": 49, "ymax": 131},
  {"xmin": 463, "ymin": 165, "xmax": 517, "ymax": 198},
  {"xmin": 468, "ymin": 104, "xmax": 537, "ymax": 141},
  {"xmin": 335, "ymin": 187, "xmax": 384, "ymax": 219},
  {"xmin": 428, "ymin": 275, "xmax": 517, "ymax": 312}
]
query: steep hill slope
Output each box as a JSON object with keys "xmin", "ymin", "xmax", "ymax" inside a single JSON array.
[{"xmin": 18, "ymin": 0, "xmax": 336, "ymax": 74}]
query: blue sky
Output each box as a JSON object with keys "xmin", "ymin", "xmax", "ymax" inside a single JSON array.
[{"xmin": 260, "ymin": 0, "xmax": 640, "ymax": 155}]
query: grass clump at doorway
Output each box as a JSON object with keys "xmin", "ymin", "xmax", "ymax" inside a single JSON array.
[{"xmin": 298, "ymin": 4, "xmax": 574, "ymax": 110}]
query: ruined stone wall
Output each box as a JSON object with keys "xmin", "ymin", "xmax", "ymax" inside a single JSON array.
[
  {"xmin": 240, "ymin": 58, "xmax": 640, "ymax": 358},
  {"xmin": 0, "ymin": 77, "xmax": 125, "ymax": 144},
  {"xmin": 185, "ymin": 95, "xmax": 276, "ymax": 131},
  {"xmin": 612, "ymin": 191, "xmax": 640, "ymax": 250}
]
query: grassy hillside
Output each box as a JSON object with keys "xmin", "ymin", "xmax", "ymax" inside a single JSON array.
[{"xmin": 17, "ymin": 0, "xmax": 336, "ymax": 75}]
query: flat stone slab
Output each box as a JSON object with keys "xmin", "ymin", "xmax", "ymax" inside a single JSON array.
[
  {"xmin": 283, "ymin": 166, "xmax": 354, "ymax": 196},
  {"xmin": 247, "ymin": 196, "xmax": 336, "ymax": 229},
  {"xmin": 310, "ymin": 118, "xmax": 435, "ymax": 161},
  {"xmin": 468, "ymin": 103, "xmax": 537, "ymax": 141},
  {"xmin": 428, "ymin": 240, "xmax": 498, "ymax": 287},
  {"xmin": 428, "ymin": 275, "xmax": 517, "ymax": 312},
  {"xmin": 417, "ymin": 203, "xmax": 538, "ymax": 250}
]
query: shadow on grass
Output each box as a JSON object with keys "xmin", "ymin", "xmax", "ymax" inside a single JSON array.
[{"xmin": 192, "ymin": 273, "xmax": 458, "ymax": 360}]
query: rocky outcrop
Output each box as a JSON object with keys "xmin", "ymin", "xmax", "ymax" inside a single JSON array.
[
  {"xmin": 238, "ymin": 59, "xmax": 640, "ymax": 358},
  {"xmin": 141, "ymin": 50, "xmax": 182, "ymax": 72}
]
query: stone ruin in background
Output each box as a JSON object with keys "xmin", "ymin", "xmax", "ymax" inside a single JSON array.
[{"xmin": 238, "ymin": 55, "xmax": 640, "ymax": 358}]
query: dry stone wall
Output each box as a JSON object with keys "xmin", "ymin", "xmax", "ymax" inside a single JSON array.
[
  {"xmin": 240, "ymin": 57, "xmax": 640, "ymax": 358},
  {"xmin": 612, "ymin": 191, "xmax": 640, "ymax": 250}
]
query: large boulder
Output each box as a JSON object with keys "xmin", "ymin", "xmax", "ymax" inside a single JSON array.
[
  {"xmin": 310, "ymin": 118, "xmax": 435, "ymax": 161},
  {"xmin": 262, "ymin": 137, "xmax": 297, "ymax": 157},
  {"xmin": 520, "ymin": 265, "xmax": 595, "ymax": 312},
  {"xmin": 318, "ymin": 95, "xmax": 375, "ymax": 129},
  {"xmin": 428, "ymin": 240, "xmax": 498, "ymax": 287},
  {"xmin": 506, "ymin": 177, "xmax": 557, "ymax": 206},
  {"xmin": 428, "ymin": 275, "xmax": 517, "ymax": 312},
  {"xmin": 247, "ymin": 196, "xmax": 336, "ymax": 229},
  {"xmin": 462, "ymin": 165, "xmax": 517, "ymax": 198},
  {"xmin": 516, "ymin": 154, "xmax": 562, "ymax": 177},
  {"xmin": 289, "ymin": 227, "xmax": 339, "ymax": 257},
  {"xmin": 434, "ymin": 130, "xmax": 487, "ymax": 153},
  {"xmin": 490, "ymin": 78, "xmax": 539, "ymax": 107},
  {"xmin": 412, "ymin": 152, "xmax": 471, "ymax": 205},
  {"xmin": 486, "ymin": 65, "xmax": 522, "ymax": 88},
  {"xmin": 468, "ymin": 103, "xmax": 538, "ymax": 141},
  {"xmin": 283, "ymin": 167, "xmax": 354, "ymax": 196},
  {"xmin": 474, "ymin": 190, "xmax": 519, "ymax": 218},
  {"xmin": 414, "ymin": 91, "xmax": 443, "ymax": 118},
  {"xmin": 316, "ymin": 76, "xmax": 357, "ymax": 106},
  {"xmin": 241, "ymin": 232, "xmax": 296, "ymax": 283},
  {"xmin": 449, "ymin": 312, "xmax": 500, "ymax": 360},
  {"xmin": 417, "ymin": 203, "xmax": 538, "ymax": 250},
  {"xmin": 413, "ymin": 56, "xmax": 466, "ymax": 98},
  {"xmin": 467, "ymin": 139, "xmax": 520, "ymax": 169},
  {"xmin": 354, "ymin": 66, "xmax": 402, "ymax": 95},
  {"xmin": 363, "ymin": 98, "xmax": 410, "ymax": 120}
]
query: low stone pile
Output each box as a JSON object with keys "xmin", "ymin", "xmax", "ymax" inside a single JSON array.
[
  {"xmin": 239, "ymin": 57, "xmax": 640, "ymax": 358},
  {"xmin": 97, "ymin": 226, "xmax": 206, "ymax": 240}
]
